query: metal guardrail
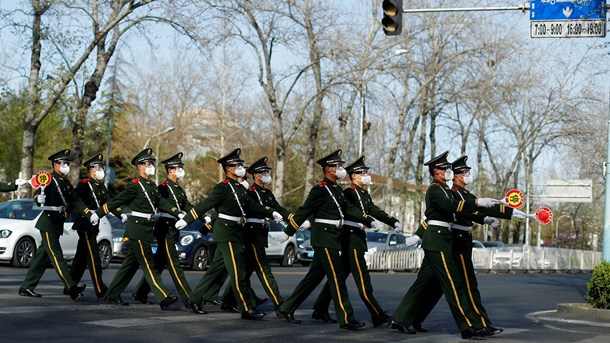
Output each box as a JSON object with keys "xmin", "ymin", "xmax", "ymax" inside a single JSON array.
[{"xmin": 365, "ymin": 247, "xmax": 602, "ymax": 272}]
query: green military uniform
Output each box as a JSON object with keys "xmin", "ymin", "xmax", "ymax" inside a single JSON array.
[
  {"xmin": 278, "ymin": 150, "xmax": 374, "ymax": 329},
  {"xmin": 412, "ymin": 156, "xmax": 512, "ymax": 335},
  {"xmin": 182, "ymin": 148, "xmax": 277, "ymax": 317},
  {"xmin": 312, "ymin": 156, "xmax": 397, "ymax": 327},
  {"xmin": 69, "ymin": 154, "xmax": 123, "ymax": 298},
  {"xmin": 391, "ymin": 151, "xmax": 484, "ymax": 336},
  {"xmin": 221, "ymin": 157, "xmax": 291, "ymax": 310},
  {"xmin": 97, "ymin": 148, "xmax": 177, "ymax": 308},
  {"xmin": 0, "ymin": 180, "xmax": 18, "ymax": 192},
  {"xmin": 20, "ymin": 149, "xmax": 93, "ymax": 298},
  {"xmin": 133, "ymin": 152, "xmax": 194, "ymax": 303}
]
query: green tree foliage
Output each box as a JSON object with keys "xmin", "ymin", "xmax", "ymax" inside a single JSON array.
[{"xmin": 585, "ymin": 261, "xmax": 610, "ymax": 309}]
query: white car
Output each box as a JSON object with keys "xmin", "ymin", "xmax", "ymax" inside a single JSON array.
[
  {"xmin": 0, "ymin": 199, "xmax": 113, "ymax": 268},
  {"xmin": 266, "ymin": 220, "xmax": 298, "ymax": 266}
]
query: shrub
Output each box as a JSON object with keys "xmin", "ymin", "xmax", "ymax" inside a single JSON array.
[{"xmin": 585, "ymin": 260, "xmax": 610, "ymax": 309}]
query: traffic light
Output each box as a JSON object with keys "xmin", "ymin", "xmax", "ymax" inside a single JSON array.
[{"xmin": 382, "ymin": 0, "xmax": 403, "ymax": 36}]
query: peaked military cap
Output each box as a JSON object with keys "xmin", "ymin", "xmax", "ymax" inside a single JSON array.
[
  {"xmin": 424, "ymin": 150, "xmax": 451, "ymax": 170},
  {"xmin": 130, "ymin": 148, "xmax": 156, "ymax": 166},
  {"xmin": 451, "ymin": 155, "xmax": 471, "ymax": 173},
  {"xmin": 346, "ymin": 155, "xmax": 370, "ymax": 175},
  {"xmin": 217, "ymin": 148, "xmax": 244, "ymax": 166},
  {"xmin": 161, "ymin": 152, "xmax": 184, "ymax": 167},
  {"xmin": 83, "ymin": 153, "xmax": 104, "ymax": 168},
  {"xmin": 48, "ymin": 149, "xmax": 73, "ymax": 162},
  {"xmin": 248, "ymin": 157, "xmax": 272, "ymax": 174},
  {"xmin": 316, "ymin": 149, "xmax": 345, "ymax": 166}
]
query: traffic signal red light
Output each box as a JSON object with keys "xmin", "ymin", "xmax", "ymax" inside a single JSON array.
[{"xmin": 382, "ymin": 0, "xmax": 403, "ymax": 36}]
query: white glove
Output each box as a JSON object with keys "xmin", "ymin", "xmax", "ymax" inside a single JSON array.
[
  {"xmin": 178, "ymin": 212, "xmax": 185, "ymax": 220},
  {"xmin": 204, "ymin": 216, "xmax": 212, "ymax": 224},
  {"xmin": 483, "ymin": 216, "xmax": 499, "ymax": 229},
  {"xmin": 370, "ymin": 221, "xmax": 381, "ymax": 232},
  {"xmin": 15, "ymin": 178, "xmax": 28, "ymax": 186},
  {"xmin": 298, "ymin": 219, "xmax": 311, "ymax": 231},
  {"xmin": 120, "ymin": 213, "xmax": 128, "ymax": 222},
  {"xmin": 406, "ymin": 235, "xmax": 421, "ymax": 246},
  {"xmin": 37, "ymin": 194, "xmax": 46, "ymax": 204},
  {"xmin": 477, "ymin": 198, "xmax": 501, "ymax": 208},
  {"xmin": 272, "ymin": 211, "xmax": 283, "ymax": 222},
  {"xmin": 90, "ymin": 213, "xmax": 99, "ymax": 225},
  {"xmin": 175, "ymin": 219, "xmax": 187, "ymax": 230},
  {"xmin": 277, "ymin": 232, "xmax": 290, "ymax": 243},
  {"xmin": 394, "ymin": 222, "xmax": 402, "ymax": 232},
  {"xmin": 512, "ymin": 209, "xmax": 527, "ymax": 220}
]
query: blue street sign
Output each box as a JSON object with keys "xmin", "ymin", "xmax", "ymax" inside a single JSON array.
[{"xmin": 530, "ymin": 0, "xmax": 606, "ymax": 21}]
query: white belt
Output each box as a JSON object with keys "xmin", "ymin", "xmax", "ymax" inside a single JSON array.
[
  {"xmin": 427, "ymin": 220, "xmax": 452, "ymax": 229},
  {"xmin": 218, "ymin": 213, "xmax": 244, "ymax": 223},
  {"xmin": 131, "ymin": 211, "xmax": 154, "ymax": 220},
  {"xmin": 159, "ymin": 213, "xmax": 176, "ymax": 219},
  {"xmin": 245, "ymin": 218, "xmax": 268, "ymax": 224},
  {"xmin": 343, "ymin": 220, "xmax": 363, "ymax": 229},
  {"xmin": 43, "ymin": 206, "xmax": 65, "ymax": 212},
  {"xmin": 452, "ymin": 224, "xmax": 472, "ymax": 232},
  {"xmin": 314, "ymin": 218, "xmax": 343, "ymax": 227}
]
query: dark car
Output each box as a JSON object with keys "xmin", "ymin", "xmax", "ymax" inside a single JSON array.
[
  {"xmin": 174, "ymin": 220, "xmax": 216, "ymax": 271},
  {"xmin": 481, "ymin": 241, "xmax": 505, "ymax": 248}
]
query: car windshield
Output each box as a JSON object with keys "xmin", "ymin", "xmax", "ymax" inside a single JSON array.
[
  {"xmin": 0, "ymin": 200, "xmax": 42, "ymax": 220},
  {"xmin": 366, "ymin": 232, "xmax": 388, "ymax": 243}
]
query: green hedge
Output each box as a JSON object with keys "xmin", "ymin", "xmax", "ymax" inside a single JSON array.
[{"xmin": 585, "ymin": 260, "xmax": 610, "ymax": 309}]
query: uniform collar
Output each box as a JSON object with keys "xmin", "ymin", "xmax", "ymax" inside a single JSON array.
[
  {"xmin": 253, "ymin": 182, "xmax": 266, "ymax": 191},
  {"xmin": 52, "ymin": 171, "xmax": 64, "ymax": 180},
  {"xmin": 351, "ymin": 183, "xmax": 367, "ymax": 192},
  {"xmin": 323, "ymin": 177, "xmax": 337, "ymax": 186},
  {"xmin": 165, "ymin": 178, "xmax": 178, "ymax": 187}
]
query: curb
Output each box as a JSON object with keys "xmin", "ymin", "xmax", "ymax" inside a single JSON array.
[{"xmin": 557, "ymin": 303, "xmax": 610, "ymax": 322}]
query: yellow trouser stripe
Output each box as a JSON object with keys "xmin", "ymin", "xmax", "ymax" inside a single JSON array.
[
  {"xmin": 252, "ymin": 244, "xmax": 280, "ymax": 305},
  {"xmin": 459, "ymin": 254, "xmax": 486, "ymax": 327},
  {"xmin": 137, "ymin": 240, "xmax": 167, "ymax": 298},
  {"xmin": 324, "ymin": 248, "xmax": 348, "ymax": 325},
  {"xmin": 228, "ymin": 242, "xmax": 248, "ymax": 312},
  {"xmin": 190, "ymin": 209, "xmax": 199, "ymax": 220},
  {"xmin": 440, "ymin": 251, "xmax": 472, "ymax": 326},
  {"xmin": 84, "ymin": 232, "xmax": 101, "ymax": 293},
  {"xmin": 353, "ymin": 248, "xmax": 379, "ymax": 315},
  {"xmin": 45, "ymin": 232, "xmax": 70, "ymax": 287},
  {"xmin": 165, "ymin": 239, "xmax": 189, "ymax": 297}
]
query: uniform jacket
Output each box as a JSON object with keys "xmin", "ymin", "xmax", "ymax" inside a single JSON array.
[
  {"xmin": 35, "ymin": 171, "xmax": 92, "ymax": 235},
  {"xmin": 154, "ymin": 178, "xmax": 193, "ymax": 239},
  {"xmin": 0, "ymin": 181, "xmax": 17, "ymax": 192},
  {"xmin": 96, "ymin": 176, "xmax": 159, "ymax": 241},
  {"xmin": 343, "ymin": 184, "xmax": 399, "ymax": 252},
  {"xmin": 244, "ymin": 183, "xmax": 291, "ymax": 248},
  {"xmin": 73, "ymin": 178, "xmax": 122, "ymax": 234},
  {"xmin": 183, "ymin": 177, "xmax": 276, "ymax": 243},
  {"xmin": 285, "ymin": 177, "xmax": 374, "ymax": 250}
]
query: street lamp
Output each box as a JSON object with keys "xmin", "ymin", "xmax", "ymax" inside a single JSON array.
[
  {"xmin": 555, "ymin": 214, "xmax": 572, "ymax": 243},
  {"xmin": 395, "ymin": 48, "xmax": 408, "ymax": 56}
]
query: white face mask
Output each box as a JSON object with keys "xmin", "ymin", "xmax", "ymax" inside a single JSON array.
[
  {"xmin": 239, "ymin": 180, "xmax": 249, "ymax": 189},
  {"xmin": 261, "ymin": 174, "xmax": 272, "ymax": 185},
  {"xmin": 59, "ymin": 164, "xmax": 70, "ymax": 175},
  {"xmin": 463, "ymin": 174, "xmax": 473, "ymax": 185},
  {"xmin": 444, "ymin": 169, "xmax": 454, "ymax": 181},
  {"xmin": 175, "ymin": 168, "xmax": 185, "ymax": 179},
  {"xmin": 360, "ymin": 174, "xmax": 372, "ymax": 185},
  {"xmin": 94, "ymin": 170, "xmax": 105, "ymax": 181},
  {"xmin": 145, "ymin": 165, "xmax": 155, "ymax": 176},
  {"xmin": 335, "ymin": 166, "xmax": 347, "ymax": 179},
  {"xmin": 235, "ymin": 166, "xmax": 246, "ymax": 177}
]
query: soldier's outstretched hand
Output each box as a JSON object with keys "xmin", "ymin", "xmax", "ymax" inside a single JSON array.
[
  {"xmin": 406, "ymin": 235, "xmax": 421, "ymax": 246},
  {"xmin": 394, "ymin": 222, "xmax": 402, "ymax": 232},
  {"xmin": 298, "ymin": 219, "xmax": 311, "ymax": 231},
  {"xmin": 370, "ymin": 221, "xmax": 381, "ymax": 232},
  {"xmin": 272, "ymin": 211, "xmax": 283, "ymax": 222},
  {"xmin": 484, "ymin": 216, "xmax": 499, "ymax": 229},
  {"xmin": 90, "ymin": 213, "xmax": 99, "ymax": 225},
  {"xmin": 14, "ymin": 178, "xmax": 28, "ymax": 186},
  {"xmin": 175, "ymin": 219, "xmax": 187, "ymax": 230},
  {"xmin": 512, "ymin": 209, "xmax": 527, "ymax": 220},
  {"xmin": 477, "ymin": 198, "xmax": 501, "ymax": 208}
]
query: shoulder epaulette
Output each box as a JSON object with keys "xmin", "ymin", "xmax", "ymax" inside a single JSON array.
[
  {"xmin": 162, "ymin": 181, "xmax": 169, "ymax": 186},
  {"xmin": 81, "ymin": 178, "xmax": 90, "ymax": 183},
  {"xmin": 131, "ymin": 178, "xmax": 140, "ymax": 183},
  {"xmin": 434, "ymin": 182, "xmax": 441, "ymax": 187},
  {"xmin": 452, "ymin": 187, "xmax": 458, "ymax": 191},
  {"xmin": 249, "ymin": 186, "xmax": 256, "ymax": 191},
  {"xmin": 319, "ymin": 181, "xmax": 327, "ymax": 187},
  {"xmin": 349, "ymin": 185, "xmax": 356, "ymax": 190},
  {"xmin": 222, "ymin": 179, "xmax": 230, "ymax": 184}
]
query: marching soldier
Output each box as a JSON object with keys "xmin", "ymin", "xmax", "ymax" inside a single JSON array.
[
  {"xmin": 96, "ymin": 148, "xmax": 179, "ymax": 310},
  {"xmin": 176, "ymin": 148, "xmax": 283, "ymax": 320},
  {"xmin": 19, "ymin": 149, "xmax": 96, "ymax": 299},
  {"xmin": 311, "ymin": 156, "xmax": 397, "ymax": 327},
  {"xmin": 220, "ymin": 157, "xmax": 291, "ymax": 312},
  {"xmin": 410, "ymin": 155, "xmax": 526, "ymax": 336},
  {"xmin": 276, "ymin": 149, "xmax": 379, "ymax": 330},
  {"xmin": 131, "ymin": 152, "xmax": 196, "ymax": 309},
  {"xmin": 389, "ymin": 151, "xmax": 500, "ymax": 339},
  {"xmin": 67, "ymin": 154, "xmax": 126, "ymax": 299}
]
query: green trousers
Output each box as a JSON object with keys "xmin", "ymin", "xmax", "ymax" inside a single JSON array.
[
  {"xmin": 313, "ymin": 247, "xmax": 384, "ymax": 319},
  {"xmin": 21, "ymin": 230, "xmax": 76, "ymax": 290},
  {"xmin": 279, "ymin": 247, "xmax": 355, "ymax": 327},
  {"xmin": 188, "ymin": 241, "xmax": 255, "ymax": 313},
  {"xmin": 69, "ymin": 230, "xmax": 106, "ymax": 297},
  {"xmin": 106, "ymin": 239, "xmax": 171, "ymax": 301},
  {"xmin": 392, "ymin": 250, "xmax": 480, "ymax": 332},
  {"xmin": 133, "ymin": 231, "xmax": 192, "ymax": 301}
]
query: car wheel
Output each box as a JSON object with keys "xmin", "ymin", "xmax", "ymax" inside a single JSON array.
[
  {"xmin": 192, "ymin": 246, "xmax": 209, "ymax": 271},
  {"xmin": 12, "ymin": 237, "xmax": 36, "ymax": 268},
  {"xmin": 98, "ymin": 241, "xmax": 112, "ymax": 269},
  {"xmin": 281, "ymin": 245, "xmax": 295, "ymax": 267}
]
